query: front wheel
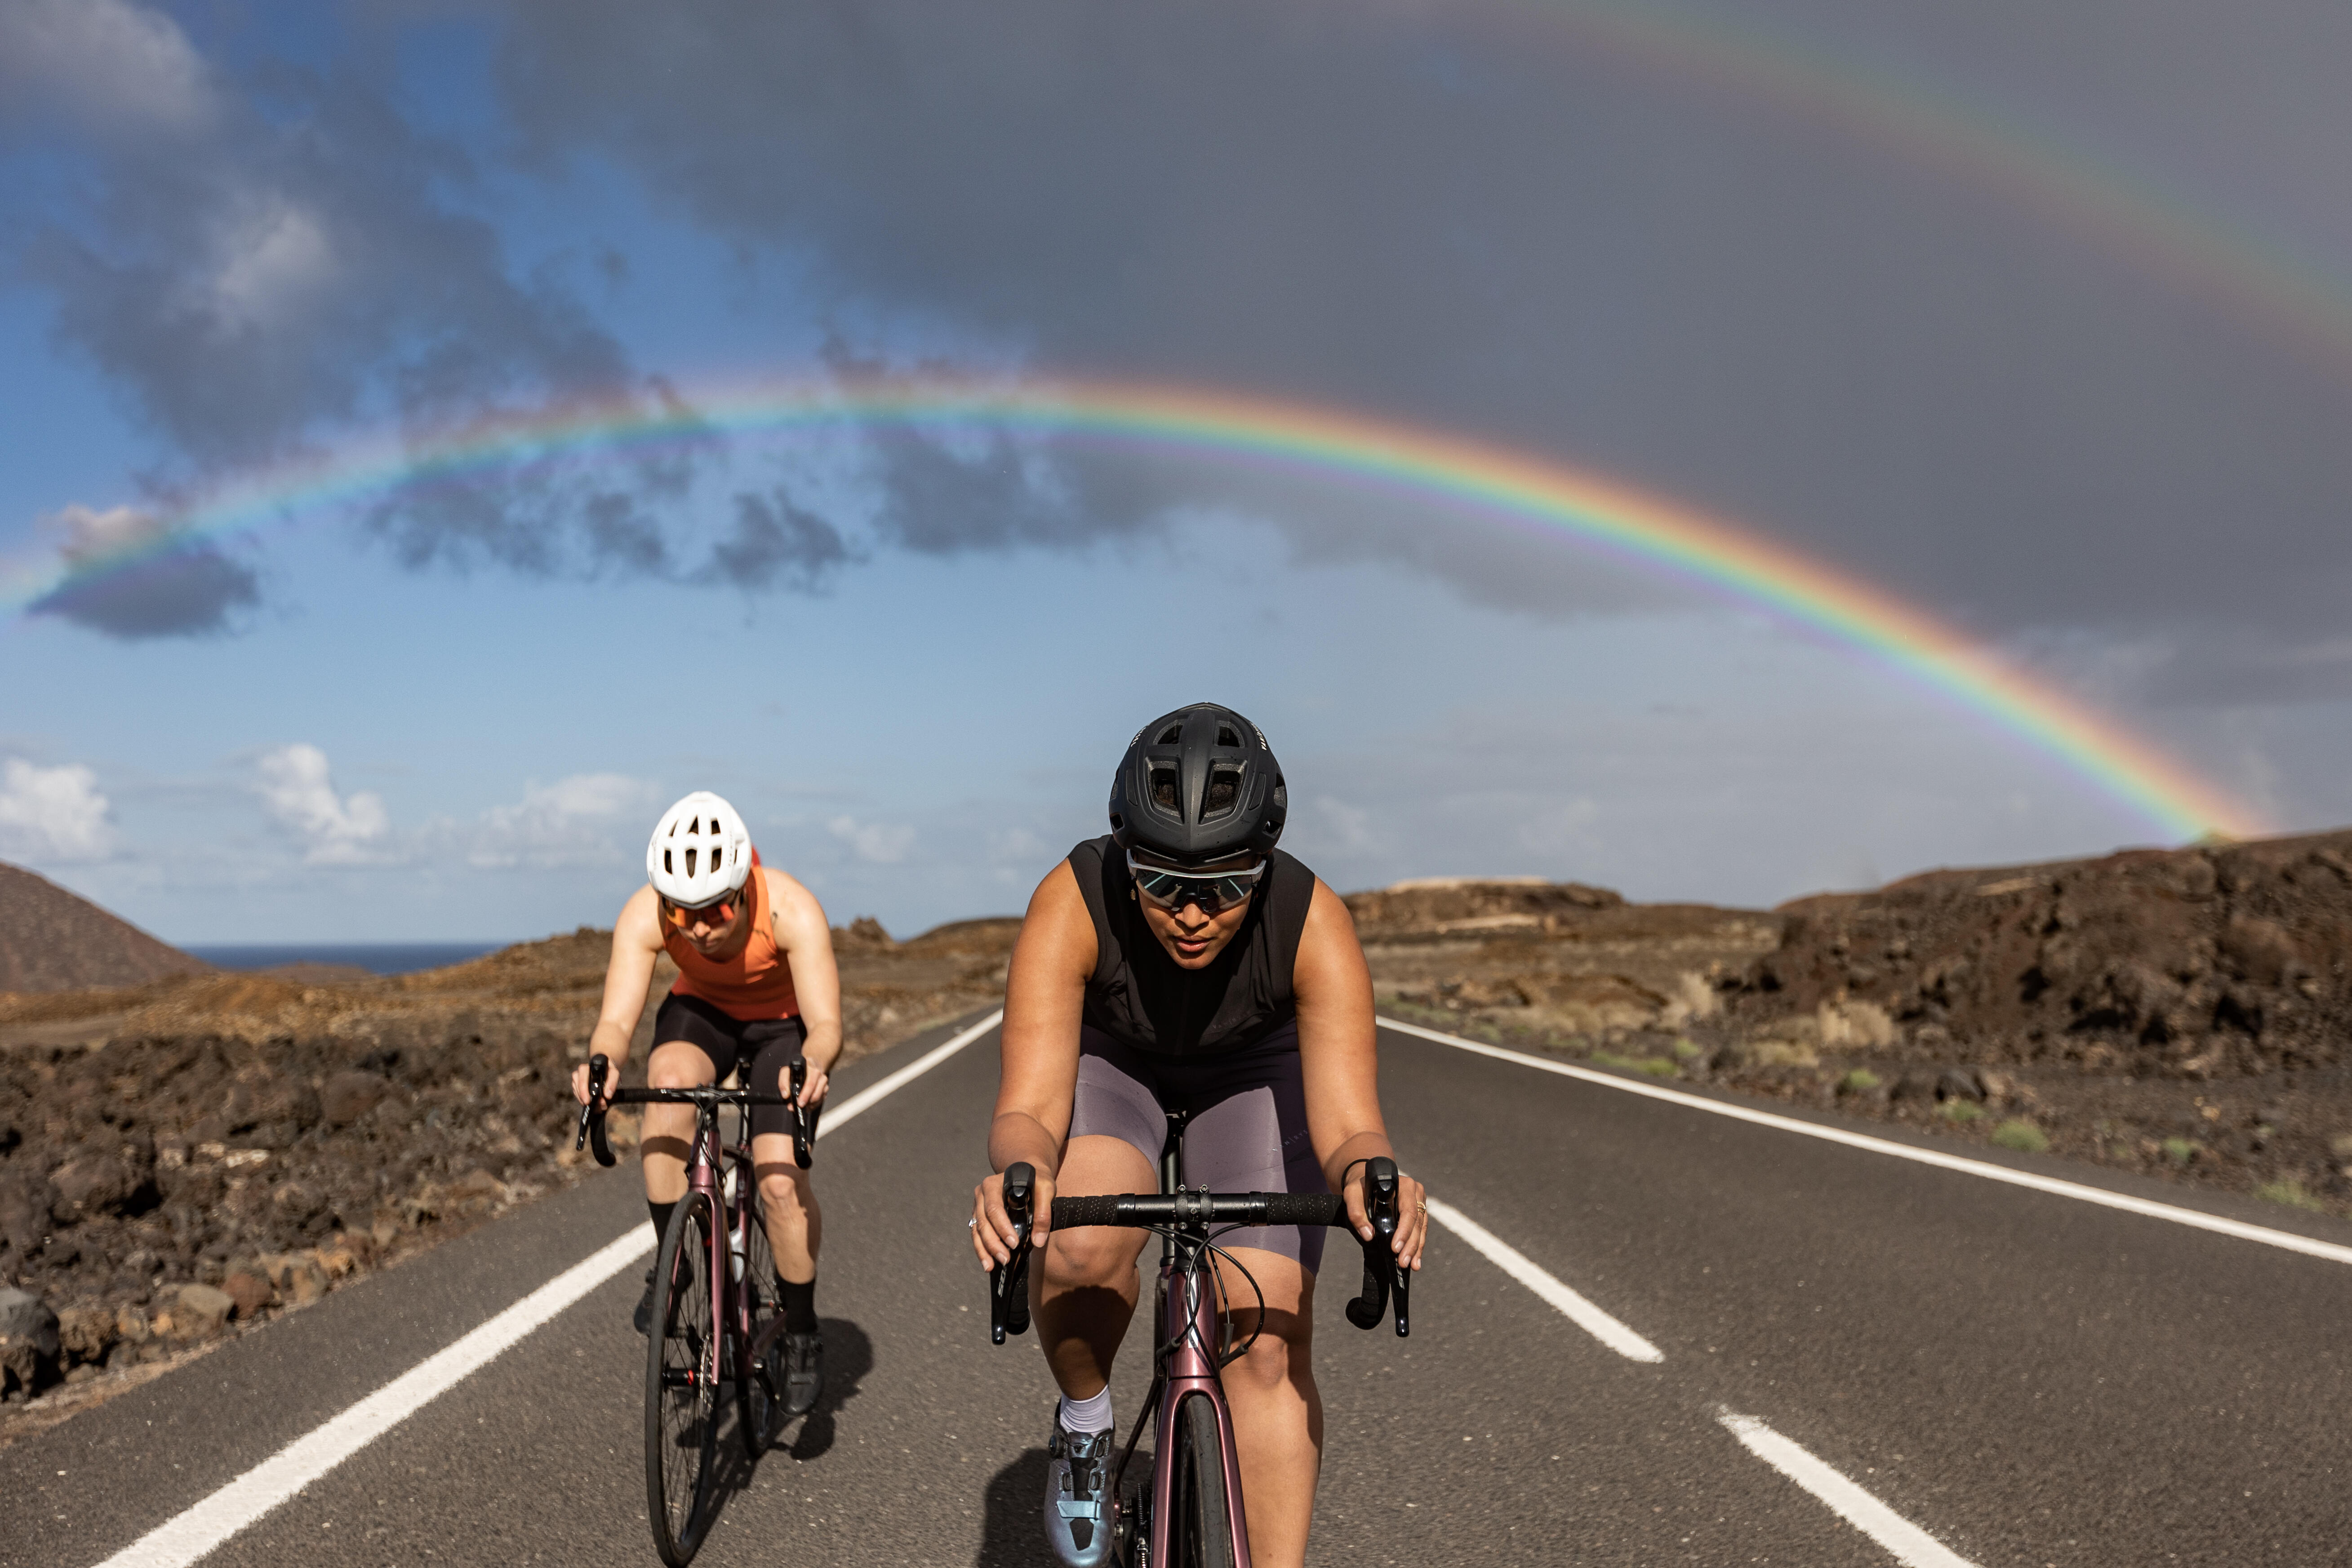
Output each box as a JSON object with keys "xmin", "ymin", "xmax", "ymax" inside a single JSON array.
[
  {"xmin": 1169, "ymin": 1392, "xmax": 1236, "ymax": 1568},
  {"xmin": 647, "ymin": 1192, "xmax": 720, "ymax": 1566}
]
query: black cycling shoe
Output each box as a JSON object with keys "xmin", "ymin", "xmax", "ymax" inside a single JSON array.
[
  {"xmin": 1044, "ymin": 1421, "xmax": 1117, "ymax": 1568},
  {"xmin": 781, "ymin": 1330, "xmax": 824, "ymax": 1417},
  {"xmin": 632, "ymin": 1269, "xmax": 654, "ymax": 1336}
]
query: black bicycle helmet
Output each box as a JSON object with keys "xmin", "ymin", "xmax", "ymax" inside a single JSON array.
[{"xmin": 1108, "ymin": 702, "xmax": 1287, "ymax": 864}]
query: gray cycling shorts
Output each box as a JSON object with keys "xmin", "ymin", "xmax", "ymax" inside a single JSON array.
[{"xmin": 1069, "ymin": 1022, "xmax": 1327, "ymax": 1274}]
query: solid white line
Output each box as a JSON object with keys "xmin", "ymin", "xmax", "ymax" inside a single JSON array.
[
  {"xmin": 819, "ymin": 1007, "xmax": 1002, "ymax": 1136},
  {"xmin": 91, "ymin": 1009, "xmax": 1003, "ymax": 1568},
  {"xmin": 1719, "ymin": 1411, "xmax": 1980, "ymax": 1568},
  {"xmin": 1379, "ymin": 1016, "xmax": 2352, "ymax": 1269},
  {"xmin": 1423, "ymin": 1197, "xmax": 1664, "ymax": 1363},
  {"xmin": 93, "ymin": 1230, "xmax": 654, "ymax": 1568}
]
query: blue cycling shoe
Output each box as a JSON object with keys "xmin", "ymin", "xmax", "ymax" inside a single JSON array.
[{"xmin": 1044, "ymin": 1421, "xmax": 1117, "ymax": 1567}]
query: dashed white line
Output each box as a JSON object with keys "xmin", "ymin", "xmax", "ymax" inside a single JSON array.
[
  {"xmin": 1381, "ymin": 1016, "xmax": 2352, "ymax": 1269},
  {"xmin": 88, "ymin": 1009, "xmax": 1004, "ymax": 1568},
  {"xmin": 1423, "ymin": 1196, "xmax": 1663, "ymax": 1362},
  {"xmin": 1718, "ymin": 1411, "xmax": 1981, "ymax": 1568}
]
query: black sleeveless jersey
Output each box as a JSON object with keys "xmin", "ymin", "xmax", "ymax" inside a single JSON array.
[{"xmin": 1069, "ymin": 835, "xmax": 1316, "ymax": 1057}]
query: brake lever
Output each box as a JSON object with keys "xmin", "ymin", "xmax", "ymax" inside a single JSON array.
[
  {"xmin": 1344, "ymin": 1156, "xmax": 1401, "ymax": 1333},
  {"xmin": 576, "ymin": 1053, "xmax": 616, "ymax": 1168},
  {"xmin": 790, "ymin": 1057, "xmax": 814, "ymax": 1169},
  {"xmin": 990, "ymin": 1162, "xmax": 1035, "ymax": 1343}
]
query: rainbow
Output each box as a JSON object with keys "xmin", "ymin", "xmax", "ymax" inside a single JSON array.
[
  {"xmin": 1513, "ymin": 0, "xmax": 2352, "ymax": 376},
  {"xmin": 7, "ymin": 376, "xmax": 2262, "ymax": 841}
]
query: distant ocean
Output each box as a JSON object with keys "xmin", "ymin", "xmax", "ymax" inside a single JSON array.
[{"xmin": 183, "ymin": 942, "xmax": 511, "ymax": 976}]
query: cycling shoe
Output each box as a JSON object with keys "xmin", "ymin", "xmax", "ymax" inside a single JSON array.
[
  {"xmin": 782, "ymin": 1330, "xmax": 824, "ymax": 1417},
  {"xmin": 1044, "ymin": 1421, "xmax": 1117, "ymax": 1567},
  {"xmin": 632, "ymin": 1269, "xmax": 654, "ymax": 1335}
]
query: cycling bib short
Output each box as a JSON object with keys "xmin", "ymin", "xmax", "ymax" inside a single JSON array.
[{"xmin": 654, "ymin": 991, "xmax": 807, "ymax": 1142}]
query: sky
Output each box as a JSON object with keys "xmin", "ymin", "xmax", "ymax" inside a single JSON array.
[{"xmin": 5, "ymin": 0, "xmax": 2352, "ymax": 943}]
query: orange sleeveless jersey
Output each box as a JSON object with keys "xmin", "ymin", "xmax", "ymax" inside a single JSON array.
[{"xmin": 662, "ymin": 853, "xmax": 802, "ymax": 1022}]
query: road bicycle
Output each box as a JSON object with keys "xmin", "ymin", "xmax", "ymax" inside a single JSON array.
[
  {"xmin": 988, "ymin": 1110, "xmax": 1412, "ymax": 1568},
  {"xmin": 577, "ymin": 1050, "xmax": 819, "ymax": 1568}
]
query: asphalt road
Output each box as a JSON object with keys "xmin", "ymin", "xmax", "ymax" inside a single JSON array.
[{"xmin": 8, "ymin": 1013, "xmax": 2352, "ymax": 1567}]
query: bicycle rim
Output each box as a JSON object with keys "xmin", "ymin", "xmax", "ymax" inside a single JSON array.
[
  {"xmin": 646, "ymin": 1192, "xmax": 720, "ymax": 1566},
  {"xmin": 1172, "ymin": 1392, "xmax": 1236, "ymax": 1568},
  {"xmin": 736, "ymin": 1182, "xmax": 785, "ymax": 1457}
]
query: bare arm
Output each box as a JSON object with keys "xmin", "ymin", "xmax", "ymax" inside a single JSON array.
[
  {"xmin": 572, "ymin": 887, "xmax": 665, "ymax": 1103},
  {"xmin": 971, "ymin": 859, "xmax": 1097, "ymax": 1266},
  {"xmin": 766, "ymin": 867, "xmax": 842, "ymax": 1105},
  {"xmin": 1295, "ymin": 879, "xmax": 1428, "ymax": 1269}
]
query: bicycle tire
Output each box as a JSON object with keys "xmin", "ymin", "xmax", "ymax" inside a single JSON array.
[
  {"xmin": 1169, "ymin": 1392, "xmax": 1236, "ymax": 1568},
  {"xmin": 646, "ymin": 1192, "xmax": 720, "ymax": 1567},
  {"xmin": 735, "ymin": 1180, "xmax": 787, "ymax": 1457}
]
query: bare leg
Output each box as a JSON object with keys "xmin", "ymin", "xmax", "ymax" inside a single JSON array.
[
  {"xmin": 639, "ymin": 1040, "xmax": 717, "ymax": 1205},
  {"xmin": 751, "ymin": 1134, "xmax": 820, "ymax": 1282},
  {"xmin": 1033, "ymin": 1135, "xmax": 1154, "ymax": 1400},
  {"xmin": 1214, "ymin": 1247, "xmax": 1320, "ymax": 1568}
]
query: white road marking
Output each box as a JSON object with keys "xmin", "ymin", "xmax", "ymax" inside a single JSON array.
[
  {"xmin": 1381, "ymin": 1017, "xmax": 2352, "ymax": 1268},
  {"xmin": 89, "ymin": 1009, "xmax": 1004, "ymax": 1568},
  {"xmin": 1423, "ymin": 1197, "xmax": 1664, "ymax": 1363},
  {"xmin": 819, "ymin": 1008, "xmax": 1003, "ymax": 1135},
  {"xmin": 1718, "ymin": 1411, "xmax": 1981, "ymax": 1568}
]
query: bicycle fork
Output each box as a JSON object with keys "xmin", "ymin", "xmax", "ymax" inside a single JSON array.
[{"xmin": 1147, "ymin": 1257, "xmax": 1253, "ymax": 1568}]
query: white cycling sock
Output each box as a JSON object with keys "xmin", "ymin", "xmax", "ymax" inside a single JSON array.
[{"xmin": 1058, "ymin": 1386, "xmax": 1114, "ymax": 1435}]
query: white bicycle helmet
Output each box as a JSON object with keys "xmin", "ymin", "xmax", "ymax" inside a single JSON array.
[{"xmin": 646, "ymin": 792, "xmax": 753, "ymax": 907}]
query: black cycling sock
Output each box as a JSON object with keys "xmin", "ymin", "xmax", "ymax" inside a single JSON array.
[
  {"xmin": 778, "ymin": 1275, "xmax": 818, "ymax": 1334},
  {"xmin": 648, "ymin": 1199, "xmax": 677, "ymax": 1245}
]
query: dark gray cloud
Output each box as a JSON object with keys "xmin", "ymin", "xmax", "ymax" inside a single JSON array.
[
  {"xmin": 486, "ymin": 0, "xmax": 2352, "ymax": 684},
  {"xmin": 700, "ymin": 487, "xmax": 855, "ymax": 591},
  {"xmin": 25, "ymin": 504, "xmax": 258, "ymax": 638}
]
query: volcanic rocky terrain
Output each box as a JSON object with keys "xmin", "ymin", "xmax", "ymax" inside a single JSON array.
[{"xmin": 10, "ymin": 831, "xmax": 2352, "ymax": 1435}]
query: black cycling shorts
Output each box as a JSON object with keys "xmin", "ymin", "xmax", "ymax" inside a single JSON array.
[
  {"xmin": 653, "ymin": 992, "xmax": 807, "ymax": 1142},
  {"xmin": 1069, "ymin": 1020, "xmax": 1328, "ymax": 1274}
]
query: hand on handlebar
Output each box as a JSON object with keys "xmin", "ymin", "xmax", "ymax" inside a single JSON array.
[
  {"xmin": 570, "ymin": 1056, "xmax": 618, "ymax": 1107},
  {"xmin": 971, "ymin": 1165, "xmax": 1057, "ymax": 1269},
  {"xmin": 1343, "ymin": 1159, "xmax": 1428, "ymax": 1272}
]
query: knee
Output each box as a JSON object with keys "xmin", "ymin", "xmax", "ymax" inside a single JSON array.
[
  {"xmin": 647, "ymin": 1051, "xmax": 706, "ymax": 1090},
  {"xmin": 1042, "ymin": 1229, "xmax": 1137, "ymax": 1291},
  {"xmin": 1227, "ymin": 1315, "xmax": 1311, "ymax": 1392},
  {"xmin": 758, "ymin": 1169, "xmax": 812, "ymax": 1218}
]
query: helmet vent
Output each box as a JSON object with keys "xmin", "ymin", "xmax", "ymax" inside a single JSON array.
[
  {"xmin": 1156, "ymin": 724, "xmax": 1184, "ymax": 745},
  {"xmin": 1150, "ymin": 766, "xmax": 1180, "ymax": 811},
  {"xmin": 1216, "ymin": 724, "xmax": 1240, "ymax": 747},
  {"xmin": 1202, "ymin": 766, "xmax": 1241, "ymax": 819}
]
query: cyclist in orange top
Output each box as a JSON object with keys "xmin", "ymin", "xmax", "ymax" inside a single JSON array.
[{"xmin": 570, "ymin": 791, "xmax": 842, "ymax": 1415}]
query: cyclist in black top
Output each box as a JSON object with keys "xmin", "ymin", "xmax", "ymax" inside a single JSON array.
[{"xmin": 972, "ymin": 703, "xmax": 1428, "ymax": 1568}]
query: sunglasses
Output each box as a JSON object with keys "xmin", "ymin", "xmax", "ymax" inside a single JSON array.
[
  {"xmin": 660, "ymin": 894, "xmax": 740, "ymax": 928},
  {"xmin": 1125, "ymin": 851, "xmax": 1267, "ymax": 915}
]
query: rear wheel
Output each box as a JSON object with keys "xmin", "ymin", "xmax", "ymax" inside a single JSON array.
[
  {"xmin": 646, "ymin": 1192, "xmax": 720, "ymax": 1566},
  {"xmin": 1169, "ymin": 1392, "xmax": 1236, "ymax": 1568},
  {"xmin": 735, "ymin": 1182, "xmax": 787, "ymax": 1456}
]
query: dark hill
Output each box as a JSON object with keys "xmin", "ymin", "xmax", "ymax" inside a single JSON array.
[{"xmin": 0, "ymin": 862, "xmax": 209, "ymax": 993}]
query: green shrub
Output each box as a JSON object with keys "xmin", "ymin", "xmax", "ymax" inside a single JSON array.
[
  {"xmin": 1939, "ymin": 1099, "xmax": 1984, "ymax": 1124},
  {"xmin": 1837, "ymin": 1069, "xmax": 1881, "ymax": 1096},
  {"xmin": 1592, "ymin": 1051, "xmax": 1679, "ymax": 1079},
  {"xmin": 2256, "ymin": 1179, "xmax": 2326, "ymax": 1213},
  {"xmin": 1991, "ymin": 1119, "xmax": 2048, "ymax": 1153},
  {"xmin": 1672, "ymin": 1038, "xmax": 1703, "ymax": 1062},
  {"xmin": 2162, "ymin": 1136, "xmax": 2196, "ymax": 1164}
]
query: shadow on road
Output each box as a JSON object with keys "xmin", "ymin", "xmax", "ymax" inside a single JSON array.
[
  {"xmin": 786, "ymin": 1316, "xmax": 873, "ymax": 1462},
  {"xmin": 978, "ymin": 1446, "xmax": 1053, "ymax": 1568}
]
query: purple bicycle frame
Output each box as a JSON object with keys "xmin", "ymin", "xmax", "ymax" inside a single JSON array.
[{"xmin": 1147, "ymin": 1253, "xmax": 1255, "ymax": 1568}]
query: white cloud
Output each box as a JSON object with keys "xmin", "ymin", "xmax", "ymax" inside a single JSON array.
[
  {"xmin": 0, "ymin": 759, "xmax": 116, "ymax": 862},
  {"xmin": 255, "ymin": 743, "xmax": 392, "ymax": 863},
  {"xmin": 829, "ymin": 815, "xmax": 916, "ymax": 865},
  {"xmin": 469, "ymin": 773, "xmax": 658, "ymax": 868},
  {"xmin": 0, "ymin": 0, "xmax": 214, "ymax": 133}
]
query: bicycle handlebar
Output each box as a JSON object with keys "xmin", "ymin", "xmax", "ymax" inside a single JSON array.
[
  {"xmin": 574, "ymin": 1053, "xmax": 816, "ymax": 1169},
  {"xmin": 986, "ymin": 1155, "xmax": 1413, "ymax": 1340}
]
